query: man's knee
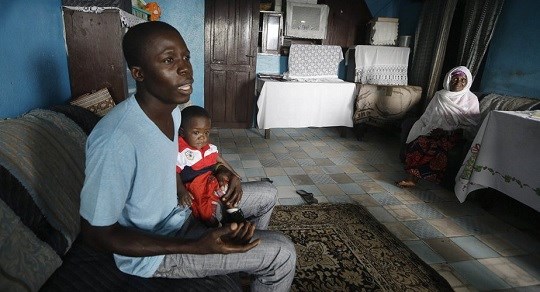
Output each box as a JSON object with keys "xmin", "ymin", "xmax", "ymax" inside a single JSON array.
[
  {"xmin": 261, "ymin": 232, "xmax": 296, "ymax": 269},
  {"xmin": 259, "ymin": 181, "xmax": 278, "ymax": 208}
]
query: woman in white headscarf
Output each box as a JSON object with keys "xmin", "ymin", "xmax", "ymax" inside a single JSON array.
[{"xmin": 397, "ymin": 66, "xmax": 480, "ymax": 188}]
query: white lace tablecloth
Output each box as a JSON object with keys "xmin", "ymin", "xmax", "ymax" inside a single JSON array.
[
  {"xmin": 354, "ymin": 45, "xmax": 410, "ymax": 86},
  {"xmin": 256, "ymin": 79, "xmax": 356, "ymax": 130},
  {"xmin": 455, "ymin": 110, "xmax": 540, "ymax": 212}
]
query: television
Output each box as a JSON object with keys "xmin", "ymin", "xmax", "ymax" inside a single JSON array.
[{"xmin": 284, "ymin": 2, "xmax": 329, "ymax": 40}]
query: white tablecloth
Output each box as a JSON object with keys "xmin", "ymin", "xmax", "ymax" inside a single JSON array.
[
  {"xmin": 256, "ymin": 79, "xmax": 357, "ymax": 130},
  {"xmin": 354, "ymin": 45, "xmax": 410, "ymax": 85},
  {"xmin": 455, "ymin": 110, "xmax": 540, "ymax": 212}
]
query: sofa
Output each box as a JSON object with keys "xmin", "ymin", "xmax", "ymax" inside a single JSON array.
[
  {"xmin": 0, "ymin": 105, "xmax": 241, "ymax": 291},
  {"xmin": 399, "ymin": 93, "xmax": 540, "ymax": 190}
]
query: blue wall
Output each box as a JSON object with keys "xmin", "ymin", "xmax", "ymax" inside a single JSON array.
[
  {"xmin": 479, "ymin": 1, "xmax": 540, "ymax": 99},
  {"xmin": 160, "ymin": 0, "xmax": 205, "ymax": 107},
  {"xmin": 1, "ymin": 0, "xmax": 71, "ymax": 118}
]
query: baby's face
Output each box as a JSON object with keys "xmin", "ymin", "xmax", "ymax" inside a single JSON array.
[{"xmin": 183, "ymin": 116, "xmax": 211, "ymax": 150}]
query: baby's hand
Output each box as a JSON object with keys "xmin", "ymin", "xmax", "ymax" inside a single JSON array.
[{"xmin": 178, "ymin": 191, "xmax": 193, "ymax": 207}]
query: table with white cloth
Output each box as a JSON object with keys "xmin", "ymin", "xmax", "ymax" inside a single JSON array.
[
  {"xmin": 353, "ymin": 45, "xmax": 410, "ymax": 86},
  {"xmin": 256, "ymin": 79, "xmax": 357, "ymax": 138},
  {"xmin": 455, "ymin": 110, "xmax": 540, "ymax": 212}
]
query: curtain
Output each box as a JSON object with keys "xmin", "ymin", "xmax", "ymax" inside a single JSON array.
[
  {"xmin": 457, "ymin": 0, "xmax": 505, "ymax": 80},
  {"xmin": 409, "ymin": 0, "xmax": 458, "ymax": 109}
]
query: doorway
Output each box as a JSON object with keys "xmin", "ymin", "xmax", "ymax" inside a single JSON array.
[{"xmin": 204, "ymin": 0, "xmax": 259, "ymax": 128}]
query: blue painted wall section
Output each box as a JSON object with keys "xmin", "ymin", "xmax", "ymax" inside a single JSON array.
[
  {"xmin": 160, "ymin": 0, "xmax": 205, "ymax": 107},
  {"xmin": 256, "ymin": 54, "xmax": 288, "ymax": 74},
  {"xmin": 479, "ymin": 1, "xmax": 540, "ymax": 99},
  {"xmin": 364, "ymin": 0, "xmax": 399, "ymax": 18},
  {"xmin": 0, "ymin": 0, "xmax": 71, "ymax": 118}
]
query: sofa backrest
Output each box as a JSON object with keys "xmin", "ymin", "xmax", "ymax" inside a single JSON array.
[{"xmin": 0, "ymin": 105, "xmax": 99, "ymax": 290}]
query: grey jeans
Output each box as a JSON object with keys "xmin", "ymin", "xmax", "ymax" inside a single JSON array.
[{"xmin": 153, "ymin": 181, "xmax": 296, "ymax": 292}]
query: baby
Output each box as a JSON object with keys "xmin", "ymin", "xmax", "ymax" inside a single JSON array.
[{"xmin": 176, "ymin": 105, "xmax": 245, "ymax": 226}]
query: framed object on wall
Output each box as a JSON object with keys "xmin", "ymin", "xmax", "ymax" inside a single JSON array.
[{"xmin": 261, "ymin": 11, "xmax": 283, "ymax": 54}]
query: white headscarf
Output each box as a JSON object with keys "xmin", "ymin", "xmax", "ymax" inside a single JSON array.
[{"xmin": 406, "ymin": 66, "xmax": 480, "ymax": 143}]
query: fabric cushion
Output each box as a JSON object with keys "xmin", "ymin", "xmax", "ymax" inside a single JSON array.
[
  {"xmin": 479, "ymin": 93, "xmax": 540, "ymax": 121},
  {"xmin": 70, "ymin": 88, "xmax": 116, "ymax": 117},
  {"xmin": 0, "ymin": 199, "xmax": 62, "ymax": 291},
  {"xmin": 0, "ymin": 110, "xmax": 87, "ymax": 253},
  {"xmin": 49, "ymin": 104, "xmax": 101, "ymax": 135},
  {"xmin": 0, "ymin": 165, "xmax": 68, "ymax": 256}
]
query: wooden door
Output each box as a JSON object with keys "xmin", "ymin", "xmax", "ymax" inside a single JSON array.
[
  {"xmin": 204, "ymin": 0, "xmax": 259, "ymax": 128},
  {"xmin": 319, "ymin": 0, "xmax": 371, "ymax": 48}
]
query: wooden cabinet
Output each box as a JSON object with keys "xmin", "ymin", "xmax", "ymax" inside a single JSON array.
[
  {"xmin": 63, "ymin": 8, "xmax": 141, "ymax": 104},
  {"xmin": 319, "ymin": 0, "xmax": 371, "ymax": 47}
]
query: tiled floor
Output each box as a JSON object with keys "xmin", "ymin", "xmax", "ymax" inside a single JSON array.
[{"xmin": 212, "ymin": 126, "xmax": 540, "ymax": 291}]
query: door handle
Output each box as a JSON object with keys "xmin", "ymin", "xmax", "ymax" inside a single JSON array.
[{"xmin": 246, "ymin": 54, "xmax": 255, "ymax": 58}]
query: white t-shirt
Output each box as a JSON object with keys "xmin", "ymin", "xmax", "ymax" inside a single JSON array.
[{"xmin": 80, "ymin": 96, "xmax": 191, "ymax": 277}]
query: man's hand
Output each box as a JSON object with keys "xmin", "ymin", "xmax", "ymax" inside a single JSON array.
[
  {"xmin": 178, "ymin": 190, "xmax": 193, "ymax": 207},
  {"xmin": 195, "ymin": 222, "xmax": 259, "ymax": 254},
  {"xmin": 214, "ymin": 167, "xmax": 243, "ymax": 208}
]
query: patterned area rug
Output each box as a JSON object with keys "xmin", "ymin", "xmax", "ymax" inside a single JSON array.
[{"xmin": 269, "ymin": 203, "xmax": 452, "ymax": 291}]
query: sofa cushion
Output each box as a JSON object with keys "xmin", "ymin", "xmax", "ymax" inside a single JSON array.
[
  {"xmin": 41, "ymin": 239, "xmax": 241, "ymax": 292},
  {"xmin": 49, "ymin": 104, "xmax": 101, "ymax": 135},
  {"xmin": 479, "ymin": 93, "xmax": 540, "ymax": 121},
  {"xmin": 0, "ymin": 109, "xmax": 87, "ymax": 254},
  {"xmin": 0, "ymin": 199, "xmax": 62, "ymax": 291},
  {"xmin": 69, "ymin": 87, "xmax": 116, "ymax": 117},
  {"xmin": 0, "ymin": 165, "xmax": 68, "ymax": 256}
]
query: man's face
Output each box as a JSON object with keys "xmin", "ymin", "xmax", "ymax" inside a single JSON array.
[
  {"xmin": 182, "ymin": 116, "xmax": 211, "ymax": 150},
  {"xmin": 138, "ymin": 30, "xmax": 194, "ymax": 105}
]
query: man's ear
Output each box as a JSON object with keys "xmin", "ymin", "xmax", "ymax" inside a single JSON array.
[{"xmin": 130, "ymin": 66, "xmax": 144, "ymax": 82}]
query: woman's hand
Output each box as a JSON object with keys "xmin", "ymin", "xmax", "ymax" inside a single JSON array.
[{"xmin": 214, "ymin": 167, "xmax": 243, "ymax": 208}]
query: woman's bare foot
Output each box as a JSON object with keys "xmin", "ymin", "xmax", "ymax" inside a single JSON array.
[
  {"xmin": 396, "ymin": 180, "xmax": 416, "ymax": 188},
  {"xmin": 396, "ymin": 176, "xmax": 418, "ymax": 188}
]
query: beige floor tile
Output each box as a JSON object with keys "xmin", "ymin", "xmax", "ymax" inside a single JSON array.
[
  {"xmin": 452, "ymin": 286, "xmax": 479, "ymax": 292},
  {"xmin": 477, "ymin": 234, "xmax": 527, "ymax": 257},
  {"xmin": 301, "ymin": 166, "xmax": 325, "ymax": 175},
  {"xmin": 425, "ymin": 238, "xmax": 473, "ymax": 262},
  {"xmin": 431, "ymin": 263, "xmax": 471, "ymax": 288},
  {"xmin": 383, "ymin": 222, "xmax": 418, "ymax": 240},
  {"xmin": 430, "ymin": 201, "xmax": 484, "ymax": 217},
  {"xmin": 338, "ymin": 164, "xmax": 362, "ymax": 174},
  {"xmin": 383, "ymin": 205, "xmax": 422, "ymax": 221},
  {"xmin": 427, "ymin": 218, "xmax": 471, "ymax": 237},
  {"xmin": 263, "ymin": 167, "xmax": 286, "ymax": 176},
  {"xmin": 393, "ymin": 190, "xmax": 423, "ymax": 204},
  {"xmin": 313, "ymin": 158, "xmax": 335, "ymax": 166},
  {"xmin": 479, "ymin": 257, "xmax": 540, "ymax": 287},
  {"xmin": 349, "ymin": 194, "xmax": 380, "ymax": 207},
  {"xmin": 359, "ymin": 181, "xmax": 385, "ymax": 193},
  {"xmin": 329, "ymin": 173, "xmax": 354, "ymax": 184},
  {"xmin": 257, "ymin": 153, "xmax": 276, "ymax": 160},
  {"xmin": 316, "ymin": 184, "xmax": 345, "ymax": 196}
]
